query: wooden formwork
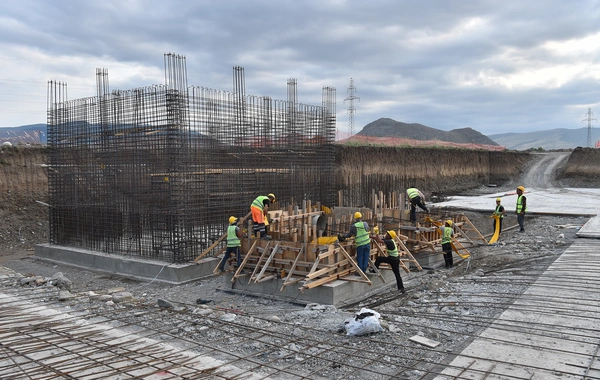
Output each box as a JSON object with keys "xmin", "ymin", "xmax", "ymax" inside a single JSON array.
[
  {"xmin": 200, "ymin": 200, "xmax": 485, "ymax": 292},
  {"xmin": 200, "ymin": 201, "xmax": 424, "ymax": 292}
]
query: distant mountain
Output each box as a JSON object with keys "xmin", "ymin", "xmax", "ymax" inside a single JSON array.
[
  {"xmin": 358, "ymin": 118, "xmax": 498, "ymax": 146},
  {"xmin": 489, "ymin": 128, "xmax": 600, "ymax": 150},
  {"xmin": 0, "ymin": 124, "xmax": 47, "ymax": 144}
]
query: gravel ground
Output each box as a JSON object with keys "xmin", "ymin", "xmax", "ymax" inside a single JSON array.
[{"xmin": 0, "ymin": 151, "xmax": 594, "ymax": 378}]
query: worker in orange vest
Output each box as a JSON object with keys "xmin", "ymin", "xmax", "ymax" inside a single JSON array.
[{"xmin": 250, "ymin": 193, "xmax": 276, "ymax": 239}]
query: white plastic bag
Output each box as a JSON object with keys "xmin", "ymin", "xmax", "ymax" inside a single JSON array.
[{"xmin": 344, "ymin": 308, "xmax": 383, "ymax": 336}]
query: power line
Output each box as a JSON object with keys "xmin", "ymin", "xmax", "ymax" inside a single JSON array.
[
  {"xmin": 343, "ymin": 78, "xmax": 360, "ymax": 137},
  {"xmin": 581, "ymin": 107, "xmax": 596, "ymax": 148}
]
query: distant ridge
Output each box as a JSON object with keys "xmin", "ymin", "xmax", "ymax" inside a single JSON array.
[
  {"xmin": 357, "ymin": 118, "xmax": 498, "ymax": 146},
  {"xmin": 0, "ymin": 124, "xmax": 47, "ymax": 144},
  {"xmin": 489, "ymin": 128, "xmax": 600, "ymax": 150}
]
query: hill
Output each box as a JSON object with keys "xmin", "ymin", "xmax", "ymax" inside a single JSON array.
[
  {"xmin": 489, "ymin": 128, "xmax": 600, "ymax": 150},
  {"xmin": 0, "ymin": 124, "xmax": 47, "ymax": 144},
  {"xmin": 358, "ymin": 118, "xmax": 499, "ymax": 146}
]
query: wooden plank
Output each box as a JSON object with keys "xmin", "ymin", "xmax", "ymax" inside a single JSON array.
[
  {"xmin": 231, "ymin": 240, "xmax": 259, "ymax": 282},
  {"xmin": 409, "ymin": 335, "xmax": 440, "ymax": 348},
  {"xmin": 367, "ymin": 258, "xmax": 386, "ymax": 282},
  {"xmin": 280, "ymin": 246, "xmax": 304, "ymax": 291},
  {"xmin": 394, "ymin": 236, "xmax": 422, "ymax": 271},
  {"xmin": 305, "ymin": 258, "xmax": 352, "ymax": 279},
  {"xmin": 337, "ymin": 243, "xmax": 371, "ymax": 284},
  {"xmin": 249, "ymin": 241, "xmax": 271, "ymax": 282},
  {"xmin": 461, "ymin": 214, "xmax": 488, "ymax": 244},
  {"xmin": 254, "ymin": 242, "xmax": 280, "ymax": 283}
]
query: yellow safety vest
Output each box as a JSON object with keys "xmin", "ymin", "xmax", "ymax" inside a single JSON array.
[
  {"xmin": 227, "ymin": 225, "xmax": 240, "ymax": 247},
  {"xmin": 388, "ymin": 240, "xmax": 399, "ymax": 257},
  {"xmin": 354, "ymin": 222, "xmax": 370, "ymax": 247},
  {"xmin": 407, "ymin": 188, "xmax": 419, "ymax": 199},
  {"xmin": 441, "ymin": 227, "xmax": 452, "ymax": 244},
  {"xmin": 516, "ymin": 195, "xmax": 527, "ymax": 213}
]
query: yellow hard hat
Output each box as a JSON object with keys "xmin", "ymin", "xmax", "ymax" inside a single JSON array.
[
  {"xmin": 496, "ymin": 198, "xmax": 501, "ymax": 202},
  {"xmin": 354, "ymin": 211, "xmax": 362, "ymax": 219},
  {"xmin": 268, "ymin": 193, "xmax": 276, "ymax": 201},
  {"xmin": 517, "ymin": 186, "xmax": 525, "ymax": 192},
  {"xmin": 228, "ymin": 216, "xmax": 238, "ymax": 224},
  {"xmin": 446, "ymin": 220, "xmax": 453, "ymax": 226},
  {"xmin": 387, "ymin": 230, "xmax": 397, "ymax": 240}
]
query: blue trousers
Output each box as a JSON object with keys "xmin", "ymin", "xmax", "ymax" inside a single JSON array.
[
  {"xmin": 356, "ymin": 244, "xmax": 370, "ymax": 273},
  {"xmin": 517, "ymin": 213, "xmax": 525, "ymax": 231},
  {"xmin": 219, "ymin": 246, "xmax": 241, "ymax": 271}
]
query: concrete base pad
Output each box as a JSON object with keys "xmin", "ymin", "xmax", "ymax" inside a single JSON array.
[
  {"xmin": 224, "ymin": 270, "xmax": 400, "ymax": 306},
  {"xmin": 35, "ymin": 243, "xmax": 412, "ymax": 306},
  {"xmin": 35, "ymin": 243, "xmax": 218, "ymax": 285}
]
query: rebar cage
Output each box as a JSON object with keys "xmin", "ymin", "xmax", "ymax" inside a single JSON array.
[{"xmin": 47, "ymin": 54, "xmax": 336, "ymax": 263}]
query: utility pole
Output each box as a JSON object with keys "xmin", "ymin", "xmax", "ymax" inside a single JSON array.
[
  {"xmin": 582, "ymin": 107, "xmax": 596, "ymax": 148},
  {"xmin": 344, "ymin": 78, "xmax": 360, "ymax": 137}
]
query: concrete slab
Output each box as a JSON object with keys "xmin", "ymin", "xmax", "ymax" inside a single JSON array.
[
  {"xmin": 433, "ymin": 187, "xmax": 600, "ymax": 217},
  {"xmin": 35, "ymin": 243, "xmax": 217, "ymax": 285},
  {"xmin": 435, "ymin": 240, "xmax": 600, "ymax": 380}
]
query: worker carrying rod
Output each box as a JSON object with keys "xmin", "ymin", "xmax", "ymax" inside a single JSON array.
[{"xmin": 250, "ymin": 193, "xmax": 276, "ymax": 240}]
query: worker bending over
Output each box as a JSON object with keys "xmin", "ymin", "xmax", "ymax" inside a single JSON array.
[
  {"xmin": 251, "ymin": 193, "xmax": 276, "ymax": 239},
  {"xmin": 371, "ymin": 230, "xmax": 405, "ymax": 293},
  {"xmin": 339, "ymin": 212, "xmax": 370, "ymax": 275},
  {"xmin": 406, "ymin": 186, "xmax": 429, "ymax": 224}
]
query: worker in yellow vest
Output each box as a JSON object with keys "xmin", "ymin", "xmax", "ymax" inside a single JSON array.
[
  {"xmin": 217, "ymin": 216, "xmax": 243, "ymax": 273},
  {"xmin": 492, "ymin": 197, "xmax": 505, "ymax": 234},
  {"xmin": 371, "ymin": 230, "xmax": 405, "ymax": 293},
  {"xmin": 439, "ymin": 220, "xmax": 454, "ymax": 268},
  {"xmin": 406, "ymin": 186, "xmax": 429, "ymax": 224},
  {"xmin": 516, "ymin": 186, "xmax": 527, "ymax": 232},
  {"xmin": 339, "ymin": 212, "xmax": 370, "ymax": 275}
]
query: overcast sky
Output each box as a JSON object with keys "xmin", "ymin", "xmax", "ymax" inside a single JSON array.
[{"xmin": 2, "ymin": 0, "xmax": 600, "ymax": 137}]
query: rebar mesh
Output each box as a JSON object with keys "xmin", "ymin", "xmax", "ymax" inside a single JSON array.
[{"xmin": 47, "ymin": 55, "xmax": 335, "ymax": 263}]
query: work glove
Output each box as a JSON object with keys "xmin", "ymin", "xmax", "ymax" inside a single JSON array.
[{"xmin": 337, "ymin": 235, "xmax": 346, "ymax": 242}]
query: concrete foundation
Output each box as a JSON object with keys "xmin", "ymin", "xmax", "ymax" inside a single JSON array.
[
  {"xmin": 225, "ymin": 269, "xmax": 400, "ymax": 306},
  {"xmin": 35, "ymin": 243, "xmax": 434, "ymax": 305},
  {"xmin": 35, "ymin": 243, "xmax": 218, "ymax": 285}
]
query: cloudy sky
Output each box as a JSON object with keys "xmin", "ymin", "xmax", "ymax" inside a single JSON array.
[{"xmin": 2, "ymin": 0, "xmax": 600, "ymax": 137}]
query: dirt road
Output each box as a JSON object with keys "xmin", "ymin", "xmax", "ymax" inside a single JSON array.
[{"xmin": 519, "ymin": 151, "xmax": 570, "ymax": 189}]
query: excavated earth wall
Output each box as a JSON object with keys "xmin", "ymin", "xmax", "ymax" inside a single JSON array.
[
  {"xmin": 335, "ymin": 145, "xmax": 530, "ymax": 195},
  {"xmin": 559, "ymin": 147, "xmax": 600, "ymax": 187},
  {"xmin": 4, "ymin": 144, "xmax": 598, "ymax": 250}
]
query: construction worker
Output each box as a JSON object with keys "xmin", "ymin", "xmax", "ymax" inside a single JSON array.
[
  {"xmin": 339, "ymin": 212, "xmax": 370, "ymax": 275},
  {"xmin": 439, "ymin": 220, "xmax": 454, "ymax": 268},
  {"xmin": 217, "ymin": 216, "xmax": 243, "ymax": 273},
  {"xmin": 406, "ymin": 186, "xmax": 429, "ymax": 224},
  {"xmin": 492, "ymin": 197, "xmax": 505, "ymax": 234},
  {"xmin": 371, "ymin": 230, "xmax": 405, "ymax": 293},
  {"xmin": 516, "ymin": 186, "xmax": 527, "ymax": 232},
  {"xmin": 251, "ymin": 193, "xmax": 275, "ymax": 239}
]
